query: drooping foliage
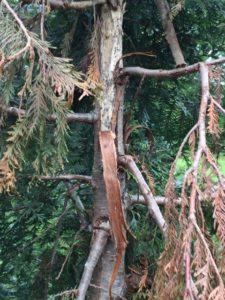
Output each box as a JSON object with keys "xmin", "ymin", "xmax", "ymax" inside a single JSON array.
[
  {"xmin": 0, "ymin": 1, "xmax": 96, "ymax": 192},
  {"xmin": 0, "ymin": 0, "xmax": 225, "ymax": 299}
]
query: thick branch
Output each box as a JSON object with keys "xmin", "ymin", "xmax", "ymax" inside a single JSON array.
[
  {"xmin": 120, "ymin": 57, "xmax": 225, "ymax": 79},
  {"xmin": 77, "ymin": 224, "xmax": 110, "ymax": 300},
  {"xmin": 21, "ymin": 0, "xmax": 106, "ymax": 10},
  {"xmin": 34, "ymin": 174, "xmax": 92, "ymax": 182},
  {"xmin": 155, "ymin": 0, "xmax": 186, "ymax": 67},
  {"xmin": 119, "ymin": 155, "xmax": 167, "ymax": 236},
  {"xmin": 69, "ymin": 0, "xmax": 106, "ymax": 9},
  {"xmin": 49, "ymin": 0, "xmax": 106, "ymax": 10},
  {"xmin": 127, "ymin": 194, "xmax": 181, "ymax": 206},
  {"xmin": 0, "ymin": 105, "xmax": 98, "ymax": 124}
]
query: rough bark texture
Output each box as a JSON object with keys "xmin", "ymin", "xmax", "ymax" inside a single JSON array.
[
  {"xmin": 99, "ymin": 2, "xmax": 123, "ymax": 132},
  {"xmin": 91, "ymin": 1, "xmax": 126, "ymax": 299}
]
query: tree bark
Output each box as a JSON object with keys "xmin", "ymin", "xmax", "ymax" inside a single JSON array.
[{"xmin": 90, "ymin": 1, "xmax": 126, "ymax": 299}]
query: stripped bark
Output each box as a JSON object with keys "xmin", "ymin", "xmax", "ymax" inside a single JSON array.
[
  {"xmin": 119, "ymin": 155, "xmax": 167, "ymax": 237},
  {"xmin": 99, "ymin": 131, "xmax": 128, "ymax": 299},
  {"xmin": 155, "ymin": 0, "xmax": 186, "ymax": 67},
  {"xmin": 87, "ymin": 2, "xmax": 128, "ymax": 299},
  {"xmin": 77, "ymin": 223, "xmax": 110, "ymax": 300}
]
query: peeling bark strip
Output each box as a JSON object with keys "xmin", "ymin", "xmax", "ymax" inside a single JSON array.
[
  {"xmin": 155, "ymin": 0, "xmax": 186, "ymax": 67},
  {"xmin": 99, "ymin": 131, "xmax": 128, "ymax": 299}
]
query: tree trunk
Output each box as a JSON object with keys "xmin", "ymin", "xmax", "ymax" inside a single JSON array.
[{"xmin": 91, "ymin": 1, "xmax": 125, "ymax": 299}]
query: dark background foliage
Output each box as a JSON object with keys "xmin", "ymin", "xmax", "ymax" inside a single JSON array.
[{"xmin": 0, "ymin": 0, "xmax": 225, "ymax": 299}]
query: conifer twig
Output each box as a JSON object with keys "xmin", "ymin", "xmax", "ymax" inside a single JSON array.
[{"xmin": 1, "ymin": 0, "xmax": 32, "ymax": 62}]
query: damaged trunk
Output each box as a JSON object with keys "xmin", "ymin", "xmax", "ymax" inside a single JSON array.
[{"xmin": 86, "ymin": 1, "xmax": 127, "ymax": 299}]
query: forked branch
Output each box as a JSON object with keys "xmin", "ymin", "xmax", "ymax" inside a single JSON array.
[
  {"xmin": 180, "ymin": 64, "xmax": 225, "ymax": 298},
  {"xmin": 151, "ymin": 62, "xmax": 225, "ymax": 299},
  {"xmin": 183, "ymin": 63, "xmax": 209, "ymax": 298}
]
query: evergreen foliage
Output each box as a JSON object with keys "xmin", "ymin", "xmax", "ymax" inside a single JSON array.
[{"xmin": 0, "ymin": 0, "xmax": 225, "ymax": 299}]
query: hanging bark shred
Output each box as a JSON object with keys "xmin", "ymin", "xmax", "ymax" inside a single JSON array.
[{"xmin": 99, "ymin": 131, "xmax": 129, "ymax": 299}]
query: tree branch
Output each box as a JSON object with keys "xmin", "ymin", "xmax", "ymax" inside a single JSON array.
[
  {"xmin": 211, "ymin": 96, "xmax": 225, "ymax": 115},
  {"xmin": 1, "ymin": 0, "xmax": 32, "ymax": 63},
  {"xmin": 127, "ymin": 194, "xmax": 181, "ymax": 206},
  {"xmin": 183, "ymin": 63, "xmax": 209, "ymax": 297},
  {"xmin": 0, "ymin": 105, "xmax": 98, "ymax": 124},
  {"xmin": 154, "ymin": 0, "xmax": 186, "ymax": 67},
  {"xmin": 40, "ymin": 0, "xmax": 106, "ymax": 10},
  {"xmin": 120, "ymin": 57, "xmax": 225, "ymax": 79},
  {"xmin": 69, "ymin": 0, "xmax": 106, "ymax": 10},
  {"xmin": 119, "ymin": 155, "xmax": 167, "ymax": 236},
  {"xmin": 77, "ymin": 223, "xmax": 110, "ymax": 300},
  {"xmin": 33, "ymin": 174, "xmax": 92, "ymax": 183}
]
